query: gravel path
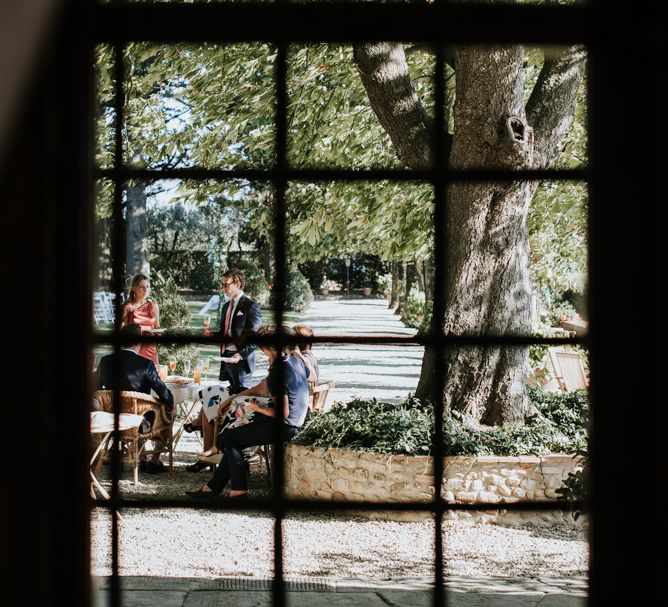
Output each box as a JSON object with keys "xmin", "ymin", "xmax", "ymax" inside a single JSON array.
[
  {"xmin": 91, "ymin": 448, "xmax": 588, "ymax": 580},
  {"xmin": 91, "ymin": 506, "xmax": 587, "ymax": 579}
]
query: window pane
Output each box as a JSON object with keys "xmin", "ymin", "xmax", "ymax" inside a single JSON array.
[
  {"xmin": 287, "ymin": 179, "xmax": 434, "ymax": 337},
  {"xmin": 287, "ymin": 43, "xmax": 434, "ymax": 170},
  {"xmin": 115, "ymin": 43, "xmax": 276, "ymax": 170}
]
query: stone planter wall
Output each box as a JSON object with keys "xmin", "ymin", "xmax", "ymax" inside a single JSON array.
[{"xmin": 285, "ymin": 444, "xmax": 585, "ymax": 525}]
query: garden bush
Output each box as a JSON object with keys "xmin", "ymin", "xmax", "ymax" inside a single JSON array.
[
  {"xmin": 399, "ymin": 288, "xmax": 426, "ymax": 330},
  {"xmin": 235, "ymin": 259, "xmax": 271, "ymax": 307},
  {"xmin": 295, "ymin": 389, "xmax": 588, "ymax": 457},
  {"xmin": 151, "ymin": 276, "xmax": 200, "ymax": 374},
  {"xmin": 273, "ymin": 265, "xmax": 313, "ymax": 312}
]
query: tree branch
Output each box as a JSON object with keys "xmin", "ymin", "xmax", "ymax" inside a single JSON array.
[
  {"xmin": 353, "ymin": 42, "xmax": 443, "ymax": 170},
  {"xmin": 526, "ymin": 45, "xmax": 587, "ymax": 168}
]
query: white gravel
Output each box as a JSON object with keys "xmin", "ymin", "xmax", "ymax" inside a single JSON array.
[
  {"xmin": 91, "ymin": 508, "xmax": 588, "ymax": 579},
  {"xmin": 91, "ymin": 448, "xmax": 588, "ymax": 580}
]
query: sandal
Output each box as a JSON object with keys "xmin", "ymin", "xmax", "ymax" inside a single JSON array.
[{"xmin": 186, "ymin": 460, "xmax": 213, "ymax": 473}]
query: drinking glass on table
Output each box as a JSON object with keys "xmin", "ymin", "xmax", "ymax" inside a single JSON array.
[
  {"xmin": 202, "ymin": 357, "xmax": 210, "ymax": 379},
  {"xmin": 183, "ymin": 360, "xmax": 191, "ymax": 378},
  {"xmin": 169, "ymin": 356, "xmax": 177, "ymax": 374},
  {"xmin": 193, "ymin": 363, "xmax": 202, "ymax": 385}
]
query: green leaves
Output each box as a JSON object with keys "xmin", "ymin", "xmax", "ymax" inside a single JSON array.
[{"xmin": 295, "ymin": 390, "xmax": 589, "ymax": 457}]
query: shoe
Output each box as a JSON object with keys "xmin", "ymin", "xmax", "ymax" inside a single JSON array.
[
  {"xmin": 185, "ymin": 488, "xmax": 220, "ymax": 499},
  {"xmin": 183, "ymin": 423, "xmax": 202, "ymax": 434},
  {"xmin": 186, "ymin": 460, "xmax": 213, "ymax": 473},
  {"xmin": 143, "ymin": 461, "xmax": 168, "ymax": 474}
]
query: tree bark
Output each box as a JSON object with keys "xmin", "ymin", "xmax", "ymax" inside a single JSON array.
[
  {"xmin": 125, "ymin": 183, "xmax": 150, "ymax": 277},
  {"xmin": 389, "ymin": 261, "xmax": 400, "ymax": 308},
  {"xmin": 353, "ymin": 43, "xmax": 434, "ymax": 169},
  {"xmin": 356, "ymin": 42, "xmax": 585, "ymax": 424}
]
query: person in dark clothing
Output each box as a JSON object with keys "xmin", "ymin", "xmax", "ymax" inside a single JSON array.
[
  {"xmin": 94, "ymin": 322, "xmax": 174, "ymax": 473},
  {"xmin": 216, "ymin": 268, "xmax": 263, "ymax": 391},
  {"xmin": 185, "ymin": 325, "xmax": 309, "ymax": 500},
  {"xmin": 185, "ymin": 268, "xmax": 263, "ymax": 472}
]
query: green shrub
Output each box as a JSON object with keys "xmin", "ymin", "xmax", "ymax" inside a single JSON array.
[
  {"xmin": 295, "ymin": 390, "xmax": 589, "ymax": 457},
  {"xmin": 151, "ymin": 276, "xmax": 200, "ymax": 373},
  {"xmin": 556, "ymin": 449, "xmax": 588, "ymax": 519},
  {"xmin": 376, "ymin": 273, "xmax": 392, "ymax": 297},
  {"xmin": 400, "ymin": 288, "xmax": 427, "ymax": 330},
  {"xmin": 235, "ymin": 259, "xmax": 271, "ymax": 307},
  {"xmin": 150, "ymin": 250, "xmax": 217, "ymax": 293},
  {"xmin": 274, "ymin": 265, "xmax": 313, "ymax": 313}
]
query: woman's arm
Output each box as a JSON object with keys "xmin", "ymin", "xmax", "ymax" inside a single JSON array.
[
  {"xmin": 152, "ymin": 301, "xmax": 160, "ymax": 328},
  {"xmin": 216, "ymin": 379, "xmax": 270, "ymax": 420},
  {"xmin": 249, "ymin": 394, "xmax": 289, "ymax": 420},
  {"xmin": 120, "ymin": 304, "xmax": 128, "ymax": 329}
]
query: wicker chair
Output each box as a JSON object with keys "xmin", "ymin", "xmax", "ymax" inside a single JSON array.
[{"xmin": 95, "ymin": 390, "xmax": 174, "ymax": 484}]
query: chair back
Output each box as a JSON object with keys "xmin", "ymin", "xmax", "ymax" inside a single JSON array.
[
  {"xmin": 547, "ymin": 348, "xmax": 588, "ymax": 392},
  {"xmin": 309, "ymin": 380, "xmax": 335, "ymax": 413}
]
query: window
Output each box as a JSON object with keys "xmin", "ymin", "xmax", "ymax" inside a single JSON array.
[{"xmin": 93, "ymin": 2, "xmax": 592, "ymax": 606}]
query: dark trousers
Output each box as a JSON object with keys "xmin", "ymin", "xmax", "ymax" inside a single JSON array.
[
  {"xmin": 218, "ymin": 359, "xmax": 253, "ymax": 393},
  {"xmin": 206, "ymin": 416, "xmax": 299, "ymax": 492}
]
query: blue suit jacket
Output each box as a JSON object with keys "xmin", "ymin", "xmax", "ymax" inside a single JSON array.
[
  {"xmin": 96, "ymin": 349, "xmax": 174, "ymax": 408},
  {"xmin": 218, "ymin": 293, "xmax": 262, "ymax": 375}
]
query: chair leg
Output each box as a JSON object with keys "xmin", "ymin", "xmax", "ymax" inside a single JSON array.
[
  {"xmin": 132, "ymin": 440, "xmax": 139, "ymax": 486},
  {"xmin": 168, "ymin": 424, "xmax": 173, "ymax": 471},
  {"xmin": 263, "ymin": 444, "xmax": 272, "ymax": 486}
]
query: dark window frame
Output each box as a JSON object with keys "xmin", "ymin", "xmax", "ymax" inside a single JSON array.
[{"xmin": 85, "ymin": 3, "xmax": 637, "ymax": 607}]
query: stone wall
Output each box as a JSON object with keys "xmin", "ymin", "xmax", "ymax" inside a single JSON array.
[{"xmin": 285, "ymin": 444, "xmax": 585, "ymax": 524}]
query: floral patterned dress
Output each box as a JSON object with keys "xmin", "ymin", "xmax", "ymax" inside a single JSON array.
[{"xmin": 122, "ymin": 299, "xmax": 159, "ymax": 369}]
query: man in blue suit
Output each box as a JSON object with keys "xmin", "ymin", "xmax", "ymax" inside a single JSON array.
[
  {"xmin": 95, "ymin": 322, "xmax": 174, "ymax": 473},
  {"xmin": 217, "ymin": 268, "xmax": 263, "ymax": 393}
]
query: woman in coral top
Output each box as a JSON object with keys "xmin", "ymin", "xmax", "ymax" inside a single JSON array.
[{"xmin": 120, "ymin": 274, "xmax": 161, "ymax": 370}]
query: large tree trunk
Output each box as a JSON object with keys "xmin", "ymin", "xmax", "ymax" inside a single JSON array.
[
  {"xmin": 126, "ymin": 183, "xmax": 150, "ymax": 277},
  {"xmin": 415, "ymin": 46, "xmax": 536, "ymax": 423},
  {"xmin": 354, "ymin": 41, "xmax": 585, "ymax": 425}
]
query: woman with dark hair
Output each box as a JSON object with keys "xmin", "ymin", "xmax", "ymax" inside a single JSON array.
[
  {"xmin": 185, "ymin": 325, "xmax": 309, "ymax": 500},
  {"xmin": 120, "ymin": 274, "xmax": 161, "ymax": 369}
]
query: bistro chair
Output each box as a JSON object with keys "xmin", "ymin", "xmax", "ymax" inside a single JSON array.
[{"xmin": 95, "ymin": 390, "xmax": 174, "ymax": 484}]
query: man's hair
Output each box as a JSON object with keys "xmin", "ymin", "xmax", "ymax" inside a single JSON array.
[
  {"xmin": 292, "ymin": 324, "xmax": 314, "ymax": 351},
  {"xmin": 223, "ymin": 268, "xmax": 245, "ymax": 290},
  {"xmin": 121, "ymin": 322, "xmax": 143, "ymax": 341}
]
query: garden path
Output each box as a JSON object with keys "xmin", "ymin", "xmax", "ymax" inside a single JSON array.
[{"xmin": 295, "ymin": 297, "xmax": 423, "ymax": 405}]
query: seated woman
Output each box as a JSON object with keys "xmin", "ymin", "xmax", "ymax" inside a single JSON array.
[
  {"xmin": 185, "ymin": 325, "xmax": 309, "ymax": 500},
  {"xmin": 292, "ymin": 323, "xmax": 319, "ymax": 387}
]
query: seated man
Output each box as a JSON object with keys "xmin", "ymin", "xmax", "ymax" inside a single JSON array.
[{"xmin": 94, "ymin": 322, "xmax": 174, "ymax": 474}]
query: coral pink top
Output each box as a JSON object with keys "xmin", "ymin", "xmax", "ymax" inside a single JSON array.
[{"xmin": 122, "ymin": 299, "xmax": 159, "ymax": 368}]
